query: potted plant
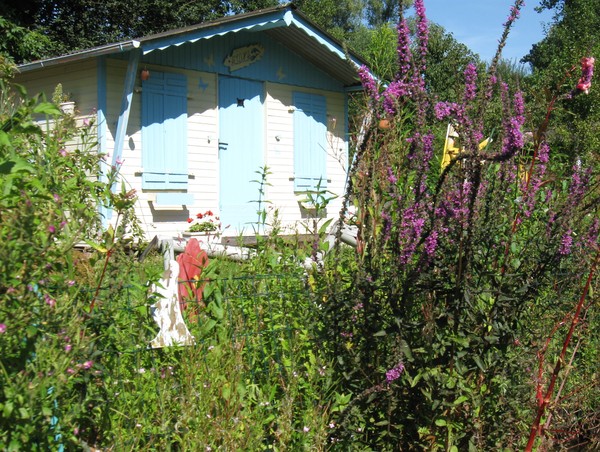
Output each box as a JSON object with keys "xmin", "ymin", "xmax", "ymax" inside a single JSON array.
[
  {"xmin": 182, "ymin": 210, "xmax": 220, "ymax": 242},
  {"xmin": 52, "ymin": 83, "xmax": 75, "ymax": 115}
]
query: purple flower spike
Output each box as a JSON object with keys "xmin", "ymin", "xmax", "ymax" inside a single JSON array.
[{"xmin": 386, "ymin": 362, "xmax": 405, "ymax": 382}]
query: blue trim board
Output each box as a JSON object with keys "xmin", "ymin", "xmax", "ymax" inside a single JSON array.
[
  {"xmin": 107, "ymin": 49, "xmax": 140, "ymax": 219},
  {"xmin": 96, "ymin": 56, "xmax": 109, "ymax": 226},
  {"xmin": 141, "ymin": 10, "xmax": 289, "ymax": 54}
]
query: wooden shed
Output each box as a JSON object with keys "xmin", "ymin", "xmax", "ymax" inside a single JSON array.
[{"xmin": 16, "ymin": 3, "xmax": 367, "ymax": 240}]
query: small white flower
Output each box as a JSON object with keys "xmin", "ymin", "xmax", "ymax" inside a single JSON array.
[{"xmin": 303, "ymin": 426, "xmax": 309, "ymax": 433}]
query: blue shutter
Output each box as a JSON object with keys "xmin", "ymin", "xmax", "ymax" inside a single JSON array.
[
  {"xmin": 293, "ymin": 92, "xmax": 327, "ymax": 191},
  {"xmin": 142, "ymin": 72, "xmax": 188, "ymax": 190}
]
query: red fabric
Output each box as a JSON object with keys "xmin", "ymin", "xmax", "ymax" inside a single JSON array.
[{"xmin": 176, "ymin": 238, "xmax": 209, "ymax": 312}]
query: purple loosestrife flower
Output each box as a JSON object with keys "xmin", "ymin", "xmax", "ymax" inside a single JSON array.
[
  {"xmin": 387, "ymin": 167, "xmax": 398, "ymax": 185},
  {"xmin": 568, "ymin": 164, "xmax": 591, "ymax": 204},
  {"xmin": 463, "ymin": 63, "xmax": 478, "ymax": 101},
  {"xmin": 382, "ymin": 80, "xmax": 409, "ymax": 116},
  {"xmin": 396, "ymin": 18, "xmax": 413, "ymax": 82},
  {"xmin": 434, "ymin": 101, "xmax": 456, "ymax": 120},
  {"xmin": 412, "ymin": 0, "xmax": 428, "ymax": 89},
  {"xmin": 386, "ymin": 362, "xmax": 405, "ymax": 382},
  {"xmin": 414, "ymin": 0, "xmax": 428, "ymax": 61},
  {"xmin": 381, "ymin": 210, "xmax": 392, "ymax": 241},
  {"xmin": 424, "ymin": 231, "xmax": 438, "ymax": 257},
  {"xmin": 582, "ymin": 218, "xmax": 599, "ymax": 250},
  {"xmin": 559, "ymin": 230, "xmax": 573, "ymax": 255},
  {"xmin": 398, "ymin": 205, "xmax": 427, "ymax": 264},
  {"xmin": 358, "ymin": 65, "xmax": 379, "ymax": 102},
  {"xmin": 501, "ymin": 90, "xmax": 525, "ymax": 157},
  {"xmin": 520, "ymin": 141, "xmax": 549, "ymax": 217},
  {"xmin": 504, "ymin": 2, "xmax": 522, "ymax": 26}
]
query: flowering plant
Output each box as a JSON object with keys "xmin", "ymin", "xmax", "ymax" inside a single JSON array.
[{"xmin": 187, "ymin": 210, "xmax": 219, "ymax": 233}]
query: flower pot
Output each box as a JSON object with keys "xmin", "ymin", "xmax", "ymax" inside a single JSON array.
[
  {"xmin": 182, "ymin": 231, "xmax": 219, "ymax": 245},
  {"xmin": 59, "ymin": 101, "xmax": 76, "ymax": 115},
  {"xmin": 378, "ymin": 118, "xmax": 391, "ymax": 130}
]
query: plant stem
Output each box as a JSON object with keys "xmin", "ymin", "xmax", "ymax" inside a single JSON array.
[{"xmin": 525, "ymin": 249, "xmax": 599, "ymax": 451}]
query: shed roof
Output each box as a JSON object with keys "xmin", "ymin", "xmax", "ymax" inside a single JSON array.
[{"xmin": 18, "ymin": 3, "xmax": 368, "ymax": 88}]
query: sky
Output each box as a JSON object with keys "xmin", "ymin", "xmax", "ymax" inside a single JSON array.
[{"xmin": 420, "ymin": 0, "xmax": 555, "ymax": 63}]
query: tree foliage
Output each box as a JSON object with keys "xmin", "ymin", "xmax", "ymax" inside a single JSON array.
[
  {"xmin": 523, "ymin": 0, "xmax": 600, "ymax": 163},
  {"xmin": 0, "ymin": 0, "xmax": 279, "ymax": 63}
]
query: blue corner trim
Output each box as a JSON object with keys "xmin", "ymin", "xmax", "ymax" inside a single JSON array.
[
  {"xmin": 96, "ymin": 56, "xmax": 110, "ymax": 226},
  {"xmin": 106, "ymin": 49, "xmax": 140, "ymax": 219}
]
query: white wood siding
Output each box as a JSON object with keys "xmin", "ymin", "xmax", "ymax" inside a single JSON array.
[
  {"xmin": 104, "ymin": 60, "xmax": 219, "ymax": 238},
  {"xmin": 16, "ymin": 62, "xmax": 348, "ymax": 240},
  {"xmin": 265, "ymin": 82, "xmax": 347, "ymax": 233}
]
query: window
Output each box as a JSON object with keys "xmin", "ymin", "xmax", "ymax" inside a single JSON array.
[
  {"xmin": 293, "ymin": 92, "xmax": 327, "ymax": 191},
  {"xmin": 142, "ymin": 71, "xmax": 188, "ymax": 190}
]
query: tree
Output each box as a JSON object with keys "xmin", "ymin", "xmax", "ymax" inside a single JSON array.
[
  {"xmin": 293, "ymin": 0, "xmax": 364, "ymax": 42},
  {"xmin": 522, "ymin": 0, "xmax": 600, "ymax": 162},
  {"xmin": 0, "ymin": 0, "xmax": 279, "ymax": 63}
]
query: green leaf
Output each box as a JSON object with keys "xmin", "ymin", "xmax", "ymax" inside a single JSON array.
[
  {"xmin": 83, "ymin": 239, "xmax": 108, "ymax": 253},
  {"xmin": 3, "ymin": 401, "xmax": 13, "ymax": 417},
  {"xmin": 0, "ymin": 131, "xmax": 10, "ymax": 148},
  {"xmin": 0, "ymin": 160, "xmax": 16, "ymax": 174},
  {"xmin": 435, "ymin": 418, "xmax": 447, "ymax": 427},
  {"xmin": 373, "ymin": 330, "xmax": 387, "ymax": 337},
  {"xmin": 453, "ymin": 396, "xmax": 468, "ymax": 406},
  {"xmin": 33, "ymin": 102, "xmax": 61, "ymax": 116},
  {"xmin": 473, "ymin": 356, "xmax": 485, "ymax": 372}
]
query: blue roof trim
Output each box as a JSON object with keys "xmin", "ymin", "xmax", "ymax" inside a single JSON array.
[
  {"xmin": 287, "ymin": 16, "xmax": 346, "ymax": 61},
  {"xmin": 142, "ymin": 10, "xmax": 289, "ymax": 54}
]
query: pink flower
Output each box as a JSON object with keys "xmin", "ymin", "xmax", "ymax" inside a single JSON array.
[
  {"xmin": 48, "ymin": 225, "xmax": 56, "ymax": 234},
  {"xmin": 67, "ymin": 368, "xmax": 75, "ymax": 374},
  {"xmin": 82, "ymin": 360, "xmax": 93, "ymax": 370},
  {"xmin": 59, "ymin": 148, "xmax": 67, "ymax": 157},
  {"xmin": 44, "ymin": 294, "xmax": 56, "ymax": 307},
  {"xmin": 65, "ymin": 344, "xmax": 72, "ymax": 352},
  {"xmin": 576, "ymin": 56, "xmax": 594, "ymax": 94},
  {"xmin": 0, "ymin": 323, "xmax": 6, "ymax": 334}
]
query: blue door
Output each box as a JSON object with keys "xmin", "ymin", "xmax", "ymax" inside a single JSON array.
[{"xmin": 219, "ymin": 77, "xmax": 264, "ymax": 232}]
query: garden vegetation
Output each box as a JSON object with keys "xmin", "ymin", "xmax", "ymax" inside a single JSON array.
[{"xmin": 1, "ymin": 0, "xmax": 599, "ymax": 450}]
